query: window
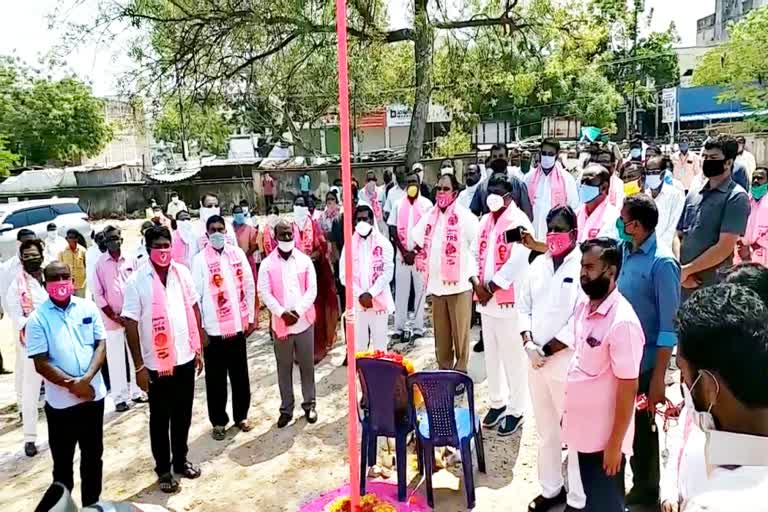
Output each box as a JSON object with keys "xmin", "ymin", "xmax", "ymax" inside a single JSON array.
[
  {"xmin": 4, "ymin": 211, "xmax": 29, "ymax": 229},
  {"xmin": 25, "ymin": 207, "xmax": 56, "ymax": 226},
  {"xmin": 52, "ymin": 203, "xmax": 84, "ymax": 215}
]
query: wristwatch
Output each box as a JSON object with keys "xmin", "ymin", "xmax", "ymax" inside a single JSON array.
[{"xmin": 542, "ymin": 343, "xmax": 553, "ymax": 357}]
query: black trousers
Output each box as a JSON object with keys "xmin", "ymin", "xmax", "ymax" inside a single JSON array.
[
  {"xmin": 264, "ymin": 194, "xmax": 274, "ymax": 213},
  {"xmin": 577, "ymin": 451, "xmax": 626, "ymax": 512},
  {"xmin": 45, "ymin": 399, "xmax": 105, "ymax": 507},
  {"xmin": 630, "ymin": 370, "xmax": 660, "ymax": 498},
  {"xmin": 203, "ymin": 332, "xmax": 251, "ymax": 427},
  {"xmin": 148, "ymin": 359, "xmax": 195, "ymax": 476}
]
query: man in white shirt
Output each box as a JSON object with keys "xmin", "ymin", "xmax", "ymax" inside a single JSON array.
[
  {"xmin": 643, "ymin": 156, "xmax": 685, "ymax": 257},
  {"xmin": 576, "ymin": 164, "xmax": 620, "ymax": 242},
  {"xmin": 85, "ymin": 230, "xmax": 106, "ymax": 295},
  {"xmin": 387, "ymin": 172, "xmax": 433, "ymax": 340},
  {"xmin": 383, "ymin": 171, "xmax": 406, "ymax": 222},
  {"xmin": 6, "ymin": 239, "xmax": 48, "ymax": 457},
  {"xmin": 518, "ymin": 206, "xmax": 584, "ymax": 511},
  {"xmin": 471, "ymin": 175, "xmax": 532, "ymax": 435},
  {"xmin": 339, "ymin": 204, "xmax": 395, "ymax": 352},
  {"xmin": 192, "ymin": 215, "xmax": 255, "ymax": 440},
  {"xmin": 258, "ymin": 219, "xmax": 318, "ymax": 429},
  {"xmin": 123, "ymin": 225, "xmax": 204, "ymax": 494},
  {"xmin": 735, "ymin": 135, "xmax": 757, "ymax": 185},
  {"xmin": 166, "ymin": 192, "xmax": 188, "ymax": 220},
  {"xmin": 43, "ymin": 223, "xmax": 67, "ymax": 263},
  {"xmin": 457, "ymin": 163, "xmax": 482, "ymax": 211},
  {"xmin": 414, "ymin": 173, "xmax": 479, "ymax": 375}
]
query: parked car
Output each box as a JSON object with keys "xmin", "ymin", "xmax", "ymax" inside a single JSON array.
[{"xmin": 0, "ymin": 198, "xmax": 92, "ymax": 261}]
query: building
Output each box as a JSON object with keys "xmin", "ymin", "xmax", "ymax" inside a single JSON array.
[
  {"xmin": 697, "ymin": 0, "xmax": 768, "ymax": 45},
  {"xmin": 81, "ymin": 98, "xmax": 152, "ymax": 170},
  {"xmin": 675, "ymin": 45, "xmax": 722, "ymax": 88}
]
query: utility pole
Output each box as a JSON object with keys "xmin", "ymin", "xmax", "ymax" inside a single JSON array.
[
  {"xmin": 175, "ymin": 62, "xmax": 188, "ymax": 161},
  {"xmin": 629, "ymin": 0, "xmax": 640, "ymax": 135}
]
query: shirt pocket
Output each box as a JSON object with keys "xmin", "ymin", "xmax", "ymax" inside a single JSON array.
[
  {"xmin": 576, "ymin": 337, "xmax": 610, "ymax": 377},
  {"xmin": 77, "ymin": 317, "xmax": 96, "ymax": 346}
]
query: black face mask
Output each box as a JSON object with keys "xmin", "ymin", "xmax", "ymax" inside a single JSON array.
[
  {"xmin": 106, "ymin": 240, "xmax": 121, "ymax": 253},
  {"xmin": 702, "ymin": 159, "xmax": 727, "ymax": 178},
  {"xmin": 23, "ymin": 258, "xmax": 43, "ymax": 274},
  {"xmin": 580, "ymin": 272, "xmax": 611, "ymax": 300}
]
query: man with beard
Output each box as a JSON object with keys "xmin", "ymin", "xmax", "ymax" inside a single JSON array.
[{"xmin": 458, "ymin": 163, "xmax": 482, "ymax": 210}]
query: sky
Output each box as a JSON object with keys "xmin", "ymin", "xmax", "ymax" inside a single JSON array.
[{"xmin": 0, "ymin": 0, "xmax": 716, "ymax": 97}]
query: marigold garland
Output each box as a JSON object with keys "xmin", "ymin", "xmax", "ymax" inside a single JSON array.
[
  {"xmin": 328, "ymin": 493, "xmax": 397, "ymax": 512},
  {"xmin": 355, "ymin": 350, "xmax": 415, "ymax": 374}
]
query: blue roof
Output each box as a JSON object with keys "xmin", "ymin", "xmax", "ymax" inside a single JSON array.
[{"xmin": 678, "ymin": 85, "xmax": 766, "ymax": 122}]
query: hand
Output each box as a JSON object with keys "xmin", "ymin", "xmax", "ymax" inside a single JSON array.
[
  {"xmin": 524, "ymin": 342, "xmax": 546, "ymax": 369},
  {"xmin": 281, "ymin": 311, "xmax": 299, "ymax": 326},
  {"xmin": 648, "ymin": 372, "xmax": 667, "ymax": 410},
  {"xmin": 202, "ymin": 331, "xmax": 210, "ymax": 348},
  {"xmin": 403, "ymin": 251, "xmax": 416, "ymax": 266},
  {"xmin": 136, "ymin": 367, "xmax": 150, "ymax": 393},
  {"xmin": 661, "ymin": 500, "xmax": 679, "ymax": 512},
  {"xmin": 359, "ymin": 293, "xmax": 374, "ymax": 309},
  {"xmin": 474, "ymin": 283, "xmax": 492, "ymax": 306},
  {"xmin": 681, "ymin": 275, "xmax": 701, "ymax": 289},
  {"xmin": 738, "ymin": 240, "xmax": 752, "ymax": 261},
  {"xmin": 310, "ymin": 250, "xmax": 320, "ymax": 262},
  {"xmin": 521, "ymin": 229, "xmax": 537, "ymax": 251},
  {"xmin": 68, "ymin": 378, "xmax": 95, "ymax": 400},
  {"xmin": 195, "ymin": 352, "xmax": 204, "ymax": 375},
  {"xmin": 602, "ymin": 440, "xmax": 623, "ymax": 476}
]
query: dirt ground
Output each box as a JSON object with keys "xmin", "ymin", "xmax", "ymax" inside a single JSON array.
[{"xmin": 0, "ymin": 219, "xmax": 668, "ymax": 511}]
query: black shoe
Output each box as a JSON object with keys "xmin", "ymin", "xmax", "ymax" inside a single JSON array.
[
  {"xmin": 625, "ymin": 487, "xmax": 658, "ymax": 506},
  {"xmin": 455, "ymin": 383, "xmax": 465, "ymax": 396},
  {"xmin": 115, "ymin": 402, "xmax": 130, "ymax": 413},
  {"xmin": 391, "ymin": 332, "xmax": 403, "ymax": 342},
  {"xmin": 473, "ymin": 339, "xmax": 485, "ymax": 352},
  {"xmin": 498, "ymin": 415, "xmax": 524, "ymax": 436},
  {"xmin": 528, "ymin": 488, "xmax": 566, "ymax": 511},
  {"xmin": 24, "ymin": 442, "xmax": 37, "ymax": 457},
  {"xmin": 0, "ymin": 367, "xmax": 12, "ymax": 375},
  {"xmin": 482, "ymin": 407, "xmax": 507, "ymax": 428},
  {"xmin": 277, "ymin": 413, "xmax": 293, "ymax": 428},
  {"xmin": 305, "ymin": 407, "xmax": 318, "ymax": 424}
]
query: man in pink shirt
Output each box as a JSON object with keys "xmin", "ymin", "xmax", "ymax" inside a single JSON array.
[
  {"xmin": 92, "ymin": 225, "xmax": 145, "ymax": 412},
  {"xmin": 262, "ymin": 172, "xmax": 276, "ymax": 213},
  {"xmin": 672, "ymin": 138, "xmax": 702, "ymax": 193},
  {"xmin": 563, "ymin": 238, "xmax": 645, "ymax": 512}
]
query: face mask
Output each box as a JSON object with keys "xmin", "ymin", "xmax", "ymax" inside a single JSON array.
[
  {"xmin": 277, "ymin": 239, "xmax": 295, "ymax": 253},
  {"xmin": 540, "ymin": 155, "xmax": 556, "ymax": 170},
  {"xmin": 630, "ymin": 148, "xmax": 642, "ymax": 159},
  {"xmin": 326, "ymin": 202, "xmax": 338, "ymax": 214},
  {"xmin": 150, "ymin": 248, "xmax": 172, "ymax": 267},
  {"xmin": 440, "ymin": 167, "xmax": 454, "ymax": 176},
  {"xmin": 521, "ymin": 160, "xmax": 531, "ymax": 174},
  {"xmin": 47, "ymin": 231, "xmax": 57, "ymax": 240},
  {"xmin": 679, "ymin": 143, "xmax": 689, "ymax": 153},
  {"xmin": 171, "ymin": 197, "xmax": 178, "ymax": 203},
  {"xmin": 616, "ymin": 218, "xmax": 633, "ymax": 242},
  {"xmin": 579, "ymin": 184, "xmax": 600, "ymax": 203},
  {"xmin": 200, "ymin": 206, "xmax": 220, "ymax": 223},
  {"xmin": 546, "ymin": 232, "xmax": 573, "ymax": 257},
  {"xmin": 436, "ymin": 191, "xmax": 456, "ymax": 209},
  {"xmin": 407, "ymin": 185, "xmax": 419, "ymax": 198},
  {"xmin": 233, "ymin": 213, "xmax": 247, "ymax": 225},
  {"xmin": 683, "ymin": 371, "xmax": 718, "ymax": 431},
  {"xmin": 293, "ymin": 205, "xmax": 309, "ymax": 223},
  {"xmin": 22, "ymin": 258, "xmax": 43, "ymax": 274},
  {"xmin": 355, "ymin": 221, "xmax": 373, "ymax": 237},
  {"xmin": 645, "ymin": 173, "xmax": 663, "ymax": 190},
  {"xmin": 267, "ymin": 214, "xmax": 279, "ymax": 227},
  {"xmin": 752, "ymin": 183, "xmax": 768, "ymax": 201},
  {"xmin": 209, "ymin": 232, "xmax": 227, "ymax": 250},
  {"xmin": 46, "ymin": 280, "xmax": 74, "ymax": 301},
  {"xmin": 106, "ymin": 240, "xmax": 121, "ymax": 253},
  {"xmin": 486, "ymin": 193, "xmax": 505, "ymax": 213},
  {"xmin": 365, "ymin": 181, "xmax": 377, "ymax": 194},
  {"xmin": 580, "ymin": 271, "xmax": 610, "ymax": 300},
  {"xmin": 624, "ymin": 179, "xmax": 642, "ymax": 197},
  {"xmin": 702, "ymin": 159, "xmax": 726, "ymax": 178}
]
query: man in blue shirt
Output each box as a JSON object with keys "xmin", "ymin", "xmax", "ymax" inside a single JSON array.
[
  {"xmin": 616, "ymin": 193, "xmax": 681, "ymax": 507},
  {"xmin": 25, "ymin": 261, "xmax": 107, "ymax": 507}
]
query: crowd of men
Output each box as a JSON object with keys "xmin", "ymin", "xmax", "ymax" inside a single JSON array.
[{"xmin": 2, "ymin": 132, "xmax": 768, "ymax": 511}]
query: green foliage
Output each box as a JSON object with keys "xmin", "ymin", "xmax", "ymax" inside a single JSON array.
[
  {"xmin": 154, "ymin": 99, "xmax": 233, "ymax": 156},
  {"xmin": 0, "ymin": 138, "xmax": 19, "ymax": 176},
  {"xmin": 434, "ymin": 127, "xmax": 471, "ymax": 158}
]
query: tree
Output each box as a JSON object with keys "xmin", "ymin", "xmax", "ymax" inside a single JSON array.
[
  {"xmin": 0, "ymin": 138, "xmax": 19, "ymax": 176},
  {"xmin": 153, "ymin": 97, "xmax": 234, "ymax": 156}
]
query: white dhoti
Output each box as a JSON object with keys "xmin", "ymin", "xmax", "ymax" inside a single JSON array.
[
  {"xmin": 355, "ymin": 309, "xmax": 390, "ymax": 352},
  {"xmin": 16, "ymin": 339, "xmax": 42, "ymax": 443},
  {"xmin": 481, "ymin": 311, "xmax": 527, "ymax": 417},
  {"xmin": 105, "ymin": 328, "xmax": 141, "ymax": 404},
  {"xmin": 393, "ymin": 259, "xmax": 426, "ymax": 335}
]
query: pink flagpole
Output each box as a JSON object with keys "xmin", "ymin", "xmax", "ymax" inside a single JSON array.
[{"xmin": 334, "ymin": 0, "xmax": 360, "ymax": 509}]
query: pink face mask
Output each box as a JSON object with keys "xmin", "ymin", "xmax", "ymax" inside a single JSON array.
[
  {"xmin": 46, "ymin": 280, "xmax": 74, "ymax": 301},
  {"xmin": 435, "ymin": 191, "xmax": 456, "ymax": 209},
  {"xmin": 546, "ymin": 232, "xmax": 573, "ymax": 257},
  {"xmin": 150, "ymin": 248, "xmax": 172, "ymax": 267}
]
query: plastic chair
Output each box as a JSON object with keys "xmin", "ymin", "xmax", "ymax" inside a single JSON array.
[
  {"xmin": 356, "ymin": 357, "xmax": 415, "ymax": 502},
  {"xmin": 407, "ymin": 370, "xmax": 486, "ymax": 509}
]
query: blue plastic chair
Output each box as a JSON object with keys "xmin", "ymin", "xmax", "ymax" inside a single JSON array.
[
  {"xmin": 407, "ymin": 370, "xmax": 486, "ymax": 509},
  {"xmin": 356, "ymin": 357, "xmax": 415, "ymax": 502}
]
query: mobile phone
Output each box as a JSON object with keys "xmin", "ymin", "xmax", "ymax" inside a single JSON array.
[{"xmin": 504, "ymin": 227, "xmax": 523, "ymax": 244}]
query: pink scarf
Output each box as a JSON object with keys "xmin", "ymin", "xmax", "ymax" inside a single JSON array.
[
  {"xmin": 352, "ymin": 232, "xmax": 387, "ymax": 311},
  {"xmin": 171, "ymin": 231, "xmax": 188, "ymax": 266},
  {"xmin": 203, "ymin": 245, "xmax": 250, "ymax": 338},
  {"xmin": 365, "ymin": 187, "xmax": 383, "ymax": 222},
  {"xmin": 17, "ymin": 271, "xmax": 33, "ymax": 344},
  {"xmin": 293, "ymin": 219, "xmax": 315, "ymax": 255},
  {"xmin": 421, "ymin": 203, "xmax": 461, "ymax": 284},
  {"xmin": 526, "ymin": 164, "xmax": 567, "ymax": 208},
  {"xmin": 577, "ymin": 199, "xmax": 610, "ymax": 242},
  {"xmin": 477, "ymin": 211, "xmax": 516, "ymax": 305},
  {"xmin": 266, "ymin": 256, "xmax": 316, "ymax": 340},
  {"xmin": 263, "ymin": 226, "xmax": 276, "ymax": 255},
  {"xmin": 608, "ymin": 174, "xmax": 625, "ymax": 207},
  {"xmin": 396, "ymin": 198, "xmax": 426, "ymax": 271},
  {"xmin": 151, "ymin": 264, "xmax": 202, "ymax": 376},
  {"xmin": 735, "ymin": 196, "xmax": 768, "ymax": 266}
]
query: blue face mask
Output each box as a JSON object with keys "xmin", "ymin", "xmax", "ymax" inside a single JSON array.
[
  {"xmin": 209, "ymin": 232, "xmax": 227, "ymax": 250},
  {"xmin": 233, "ymin": 213, "xmax": 247, "ymax": 225},
  {"xmin": 679, "ymin": 143, "xmax": 689, "ymax": 153},
  {"xmin": 645, "ymin": 173, "xmax": 663, "ymax": 190},
  {"xmin": 579, "ymin": 184, "xmax": 600, "ymax": 204},
  {"xmin": 630, "ymin": 148, "xmax": 642, "ymax": 159}
]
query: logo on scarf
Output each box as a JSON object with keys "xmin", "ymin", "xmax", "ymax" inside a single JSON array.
[
  {"xmin": 585, "ymin": 336, "xmax": 602, "ymax": 348},
  {"xmin": 448, "ymin": 213, "xmax": 458, "ymax": 226},
  {"xmin": 444, "ymin": 243, "xmax": 457, "ymax": 256},
  {"xmin": 212, "ymin": 273, "xmax": 223, "ymax": 288}
]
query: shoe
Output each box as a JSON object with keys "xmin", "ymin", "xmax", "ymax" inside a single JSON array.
[
  {"xmin": 115, "ymin": 402, "xmax": 130, "ymax": 413},
  {"xmin": 482, "ymin": 407, "xmax": 507, "ymax": 428},
  {"xmin": 24, "ymin": 442, "xmax": 37, "ymax": 457},
  {"xmin": 528, "ymin": 488, "xmax": 566, "ymax": 511},
  {"xmin": 625, "ymin": 487, "xmax": 659, "ymax": 506},
  {"xmin": 391, "ymin": 332, "xmax": 403, "ymax": 342},
  {"xmin": 132, "ymin": 394, "xmax": 149, "ymax": 404},
  {"xmin": 0, "ymin": 367, "xmax": 12, "ymax": 375},
  {"xmin": 277, "ymin": 413, "xmax": 293, "ymax": 428},
  {"xmin": 498, "ymin": 415, "xmax": 524, "ymax": 436},
  {"xmin": 473, "ymin": 339, "xmax": 485, "ymax": 353},
  {"xmin": 305, "ymin": 407, "xmax": 318, "ymax": 424},
  {"xmin": 212, "ymin": 425, "xmax": 226, "ymax": 441},
  {"xmin": 455, "ymin": 383, "xmax": 465, "ymax": 396}
]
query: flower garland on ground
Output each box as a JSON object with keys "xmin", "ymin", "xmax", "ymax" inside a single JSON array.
[
  {"xmin": 328, "ymin": 493, "xmax": 398, "ymax": 512},
  {"xmin": 355, "ymin": 350, "xmax": 415, "ymax": 374}
]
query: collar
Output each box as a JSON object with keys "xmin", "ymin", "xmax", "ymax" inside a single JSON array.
[
  {"xmin": 546, "ymin": 245, "xmax": 581, "ymax": 267},
  {"xmin": 624, "ymin": 232, "xmax": 657, "ymax": 255},
  {"xmin": 46, "ymin": 297, "xmax": 76, "ymax": 312},
  {"xmin": 587, "ymin": 287, "xmax": 621, "ymax": 318},
  {"xmin": 702, "ymin": 177, "xmax": 733, "ymax": 194}
]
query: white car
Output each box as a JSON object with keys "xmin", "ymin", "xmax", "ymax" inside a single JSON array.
[{"xmin": 0, "ymin": 198, "xmax": 92, "ymax": 261}]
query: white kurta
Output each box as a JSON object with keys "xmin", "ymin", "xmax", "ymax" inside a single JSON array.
[{"xmin": 524, "ymin": 170, "xmax": 580, "ymax": 239}]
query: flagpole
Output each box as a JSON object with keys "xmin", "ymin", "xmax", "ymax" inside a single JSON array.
[{"xmin": 334, "ymin": 0, "xmax": 360, "ymax": 509}]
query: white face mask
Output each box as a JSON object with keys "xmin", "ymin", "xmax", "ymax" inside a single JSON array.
[
  {"xmin": 47, "ymin": 231, "xmax": 57, "ymax": 240},
  {"xmin": 645, "ymin": 174, "xmax": 663, "ymax": 190},
  {"xmin": 440, "ymin": 167, "xmax": 454, "ymax": 176},
  {"xmin": 355, "ymin": 221, "xmax": 373, "ymax": 237},
  {"xmin": 277, "ymin": 239, "xmax": 295, "ymax": 253},
  {"xmin": 486, "ymin": 193, "xmax": 505, "ymax": 213},
  {"xmin": 200, "ymin": 206, "xmax": 220, "ymax": 223},
  {"xmin": 293, "ymin": 205, "xmax": 309, "ymax": 224},
  {"xmin": 541, "ymin": 155, "xmax": 556, "ymax": 170},
  {"xmin": 683, "ymin": 370, "xmax": 718, "ymax": 432}
]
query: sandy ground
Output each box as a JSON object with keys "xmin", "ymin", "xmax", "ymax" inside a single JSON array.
[{"xmin": 0, "ymin": 219, "xmax": 667, "ymax": 511}]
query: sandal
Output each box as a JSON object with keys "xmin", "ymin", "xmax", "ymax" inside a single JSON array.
[
  {"xmin": 158, "ymin": 473, "xmax": 180, "ymax": 493},
  {"xmin": 237, "ymin": 420, "xmax": 253, "ymax": 432},
  {"xmin": 212, "ymin": 426, "xmax": 226, "ymax": 441},
  {"xmin": 174, "ymin": 461, "xmax": 202, "ymax": 479}
]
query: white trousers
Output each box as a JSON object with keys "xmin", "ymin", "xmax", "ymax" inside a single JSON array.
[
  {"xmin": 15, "ymin": 339, "xmax": 42, "ymax": 443},
  {"xmin": 481, "ymin": 312, "xmax": 527, "ymax": 417},
  {"xmin": 355, "ymin": 309, "xmax": 390, "ymax": 352},
  {"xmin": 393, "ymin": 259, "xmax": 426, "ymax": 334},
  {"xmin": 105, "ymin": 328, "xmax": 141, "ymax": 403},
  {"xmin": 528, "ymin": 352, "xmax": 586, "ymax": 506}
]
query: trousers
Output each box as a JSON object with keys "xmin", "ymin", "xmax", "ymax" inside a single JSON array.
[
  {"xmin": 16, "ymin": 339, "xmax": 42, "ymax": 442},
  {"xmin": 273, "ymin": 326, "xmax": 316, "ymax": 415},
  {"xmin": 355, "ymin": 309, "xmax": 390, "ymax": 352},
  {"xmin": 630, "ymin": 370, "xmax": 660, "ymax": 498},
  {"xmin": 393, "ymin": 259, "xmax": 426, "ymax": 334},
  {"xmin": 203, "ymin": 332, "xmax": 251, "ymax": 427},
  {"xmin": 569, "ymin": 450, "xmax": 626, "ymax": 511},
  {"xmin": 482, "ymin": 312, "xmax": 527, "ymax": 415},
  {"xmin": 431, "ymin": 291, "xmax": 472, "ymax": 372},
  {"xmin": 104, "ymin": 328, "xmax": 141, "ymax": 404},
  {"xmin": 45, "ymin": 399, "xmax": 104, "ymax": 507},
  {"xmin": 148, "ymin": 359, "xmax": 195, "ymax": 476}
]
